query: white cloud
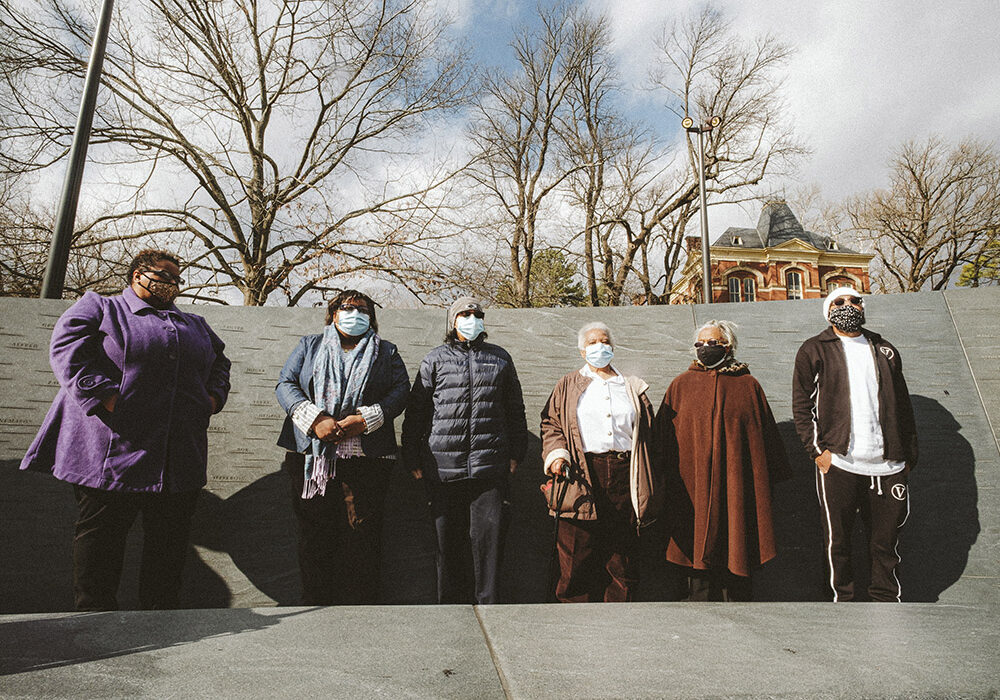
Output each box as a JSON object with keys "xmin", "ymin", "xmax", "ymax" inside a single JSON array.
[{"xmin": 586, "ymin": 0, "xmax": 1000, "ymax": 208}]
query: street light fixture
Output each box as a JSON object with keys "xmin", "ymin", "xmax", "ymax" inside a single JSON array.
[
  {"xmin": 40, "ymin": 0, "xmax": 116, "ymax": 299},
  {"xmin": 683, "ymin": 115, "xmax": 721, "ymax": 304}
]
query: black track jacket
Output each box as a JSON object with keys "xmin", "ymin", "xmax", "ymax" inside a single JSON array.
[{"xmin": 792, "ymin": 326, "xmax": 918, "ymax": 468}]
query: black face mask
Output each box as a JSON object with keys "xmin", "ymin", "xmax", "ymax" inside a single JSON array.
[
  {"xmin": 829, "ymin": 305, "xmax": 865, "ymax": 333},
  {"xmin": 696, "ymin": 344, "xmax": 729, "ymax": 368}
]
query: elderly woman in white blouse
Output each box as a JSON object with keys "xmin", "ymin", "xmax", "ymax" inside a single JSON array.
[{"xmin": 539, "ymin": 322, "xmax": 663, "ymax": 602}]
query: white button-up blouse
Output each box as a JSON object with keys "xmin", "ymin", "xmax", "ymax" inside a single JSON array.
[{"xmin": 576, "ymin": 365, "xmax": 635, "ymax": 454}]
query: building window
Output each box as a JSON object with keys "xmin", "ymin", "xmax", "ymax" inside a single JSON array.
[
  {"xmin": 786, "ymin": 270, "xmax": 803, "ymax": 299},
  {"xmin": 827, "ymin": 277, "xmax": 853, "ymax": 293},
  {"xmin": 728, "ymin": 275, "xmax": 756, "ymax": 302},
  {"xmin": 732, "ymin": 235, "xmax": 742, "ymax": 246}
]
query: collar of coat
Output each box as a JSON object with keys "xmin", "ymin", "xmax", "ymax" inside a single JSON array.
[
  {"xmin": 122, "ymin": 285, "xmax": 180, "ymax": 315},
  {"xmin": 688, "ymin": 360, "xmax": 750, "ymax": 376},
  {"xmin": 570, "ymin": 366, "xmax": 649, "ymax": 395},
  {"xmin": 817, "ymin": 325, "xmax": 884, "ymax": 344}
]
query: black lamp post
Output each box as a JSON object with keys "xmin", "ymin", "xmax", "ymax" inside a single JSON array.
[
  {"xmin": 682, "ymin": 115, "xmax": 721, "ymax": 304},
  {"xmin": 40, "ymin": 0, "xmax": 115, "ymax": 299}
]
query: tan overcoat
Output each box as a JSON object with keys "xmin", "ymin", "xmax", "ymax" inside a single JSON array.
[{"xmin": 540, "ymin": 368, "xmax": 663, "ymax": 525}]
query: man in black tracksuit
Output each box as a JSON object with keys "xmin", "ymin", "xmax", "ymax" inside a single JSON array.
[{"xmin": 792, "ymin": 286, "xmax": 918, "ymax": 602}]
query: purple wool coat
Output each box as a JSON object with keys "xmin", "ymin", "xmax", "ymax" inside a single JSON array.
[{"xmin": 20, "ymin": 288, "xmax": 231, "ymax": 493}]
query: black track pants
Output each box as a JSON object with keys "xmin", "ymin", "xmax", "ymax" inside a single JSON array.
[{"xmin": 815, "ymin": 465, "xmax": 909, "ymax": 602}]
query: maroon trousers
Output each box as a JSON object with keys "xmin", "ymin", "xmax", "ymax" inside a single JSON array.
[{"xmin": 555, "ymin": 452, "xmax": 638, "ymax": 603}]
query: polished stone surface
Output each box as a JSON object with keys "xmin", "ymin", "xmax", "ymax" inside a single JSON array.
[
  {"xmin": 1, "ymin": 290, "xmax": 998, "ymax": 611},
  {"xmin": 0, "ymin": 606, "xmax": 505, "ymax": 699},
  {"xmin": 1, "ymin": 603, "xmax": 997, "ymax": 699},
  {"xmin": 477, "ymin": 602, "xmax": 1000, "ymax": 699}
]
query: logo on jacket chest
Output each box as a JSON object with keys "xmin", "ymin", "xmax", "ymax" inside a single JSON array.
[
  {"xmin": 891, "ymin": 483, "xmax": 907, "ymax": 501},
  {"xmin": 879, "ymin": 347, "xmax": 895, "ymax": 360}
]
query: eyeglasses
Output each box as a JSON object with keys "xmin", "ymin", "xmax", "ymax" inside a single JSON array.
[
  {"xmin": 832, "ymin": 296, "xmax": 863, "ymax": 306},
  {"xmin": 694, "ymin": 339, "xmax": 729, "ymax": 348},
  {"xmin": 142, "ymin": 269, "xmax": 184, "ymax": 286},
  {"xmin": 338, "ymin": 303, "xmax": 370, "ymax": 314}
]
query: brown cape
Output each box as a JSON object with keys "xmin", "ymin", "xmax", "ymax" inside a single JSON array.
[{"xmin": 656, "ymin": 362, "xmax": 790, "ymax": 577}]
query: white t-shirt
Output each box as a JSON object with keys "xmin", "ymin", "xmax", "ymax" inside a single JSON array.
[
  {"xmin": 829, "ymin": 334, "xmax": 905, "ymax": 476},
  {"xmin": 576, "ymin": 366, "xmax": 635, "ymax": 454}
]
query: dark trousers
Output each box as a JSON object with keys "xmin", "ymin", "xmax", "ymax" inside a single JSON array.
[
  {"xmin": 72, "ymin": 485, "xmax": 200, "ymax": 611},
  {"xmin": 666, "ymin": 563, "xmax": 753, "ymax": 602},
  {"xmin": 283, "ymin": 452, "xmax": 392, "ymax": 605},
  {"xmin": 816, "ymin": 466, "xmax": 909, "ymax": 602},
  {"xmin": 555, "ymin": 452, "xmax": 638, "ymax": 603},
  {"xmin": 430, "ymin": 476, "xmax": 504, "ymax": 605}
]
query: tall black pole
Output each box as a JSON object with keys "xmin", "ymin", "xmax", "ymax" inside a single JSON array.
[
  {"xmin": 696, "ymin": 129, "xmax": 711, "ymax": 304},
  {"xmin": 40, "ymin": 0, "xmax": 115, "ymax": 299},
  {"xmin": 683, "ymin": 115, "xmax": 720, "ymax": 304}
]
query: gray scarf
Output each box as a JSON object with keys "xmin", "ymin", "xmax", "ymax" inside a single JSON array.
[{"xmin": 302, "ymin": 325, "xmax": 379, "ymax": 498}]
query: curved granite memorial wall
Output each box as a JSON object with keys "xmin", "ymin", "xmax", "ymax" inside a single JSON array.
[{"xmin": 1, "ymin": 289, "xmax": 997, "ymax": 611}]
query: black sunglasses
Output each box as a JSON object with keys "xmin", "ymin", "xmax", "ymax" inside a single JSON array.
[
  {"xmin": 338, "ymin": 303, "xmax": 370, "ymax": 314},
  {"xmin": 142, "ymin": 269, "xmax": 184, "ymax": 286},
  {"xmin": 694, "ymin": 339, "xmax": 728, "ymax": 348},
  {"xmin": 832, "ymin": 296, "xmax": 863, "ymax": 306},
  {"xmin": 457, "ymin": 310, "xmax": 484, "ymax": 319}
]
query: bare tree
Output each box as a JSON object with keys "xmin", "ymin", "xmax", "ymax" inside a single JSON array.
[
  {"xmin": 848, "ymin": 136, "xmax": 1000, "ymax": 292},
  {"xmin": 786, "ymin": 184, "xmax": 849, "ymax": 239},
  {"xmin": 0, "ymin": 164, "xmax": 131, "ymax": 297},
  {"xmin": 1, "ymin": 0, "xmax": 472, "ymax": 305},
  {"xmin": 557, "ymin": 5, "xmax": 803, "ymax": 306},
  {"xmin": 560, "ymin": 10, "xmax": 620, "ymax": 305},
  {"xmin": 633, "ymin": 5, "xmax": 803, "ymax": 303},
  {"xmin": 466, "ymin": 3, "xmax": 584, "ymax": 308}
]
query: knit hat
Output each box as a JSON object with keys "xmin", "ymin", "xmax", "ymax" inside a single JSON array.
[
  {"xmin": 823, "ymin": 286, "xmax": 864, "ymax": 321},
  {"xmin": 448, "ymin": 296, "xmax": 483, "ymax": 329}
]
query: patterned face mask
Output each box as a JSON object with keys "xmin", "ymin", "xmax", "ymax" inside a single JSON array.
[
  {"xmin": 829, "ymin": 305, "xmax": 864, "ymax": 333},
  {"xmin": 139, "ymin": 273, "xmax": 181, "ymax": 305}
]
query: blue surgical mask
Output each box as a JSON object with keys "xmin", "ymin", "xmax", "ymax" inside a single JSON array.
[
  {"xmin": 455, "ymin": 315, "xmax": 484, "ymax": 341},
  {"xmin": 336, "ymin": 310, "xmax": 371, "ymax": 337},
  {"xmin": 585, "ymin": 342, "xmax": 614, "ymax": 369}
]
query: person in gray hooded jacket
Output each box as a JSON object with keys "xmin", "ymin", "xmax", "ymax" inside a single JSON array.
[{"xmin": 401, "ymin": 297, "xmax": 528, "ymax": 604}]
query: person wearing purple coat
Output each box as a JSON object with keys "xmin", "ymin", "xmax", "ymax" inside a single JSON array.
[{"xmin": 20, "ymin": 249, "xmax": 231, "ymax": 611}]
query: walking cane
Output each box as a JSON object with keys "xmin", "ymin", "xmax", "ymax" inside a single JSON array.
[{"xmin": 546, "ymin": 471, "xmax": 570, "ymax": 601}]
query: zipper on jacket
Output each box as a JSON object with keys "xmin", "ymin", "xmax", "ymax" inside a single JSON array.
[
  {"xmin": 869, "ymin": 339, "xmax": 890, "ymax": 459},
  {"xmin": 466, "ymin": 343, "xmax": 474, "ymax": 477}
]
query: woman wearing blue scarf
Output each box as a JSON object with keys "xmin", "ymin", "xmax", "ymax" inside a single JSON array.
[{"xmin": 276, "ymin": 290, "xmax": 409, "ymax": 605}]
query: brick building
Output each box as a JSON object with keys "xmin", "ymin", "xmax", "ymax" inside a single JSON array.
[{"xmin": 671, "ymin": 201, "xmax": 873, "ymax": 303}]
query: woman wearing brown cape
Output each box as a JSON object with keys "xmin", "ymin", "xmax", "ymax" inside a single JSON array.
[{"xmin": 656, "ymin": 319, "xmax": 790, "ymax": 601}]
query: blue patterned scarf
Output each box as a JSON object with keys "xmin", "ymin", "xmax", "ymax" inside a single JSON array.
[{"xmin": 302, "ymin": 325, "xmax": 379, "ymax": 498}]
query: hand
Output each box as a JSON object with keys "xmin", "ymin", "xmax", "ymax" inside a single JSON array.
[
  {"xmin": 312, "ymin": 415, "xmax": 342, "ymax": 442},
  {"xmin": 101, "ymin": 393, "xmax": 119, "ymax": 413},
  {"xmin": 549, "ymin": 458, "xmax": 568, "ymax": 477},
  {"xmin": 411, "ymin": 468, "xmax": 424, "ymax": 480},
  {"xmin": 815, "ymin": 450, "xmax": 833, "ymax": 474},
  {"xmin": 509, "ymin": 459, "xmax": 518, "ymax": 474},
  {"xmin": 337, "ymin": 414, "xmax": 367, "ymax": 440},
  {"xmin": 209, "ymin": 395, "xmax": 218, "ymax": 414}
]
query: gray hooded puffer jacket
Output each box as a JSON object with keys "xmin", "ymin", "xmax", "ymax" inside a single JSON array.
[{"xmin": 401, "ymin": 338, "xmax": 528, "ymax": 481}]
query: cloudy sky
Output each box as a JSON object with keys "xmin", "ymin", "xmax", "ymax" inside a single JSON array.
[{"xmin": 443, "ymin": 0, "xmax": 1000, "ymax": 232}]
